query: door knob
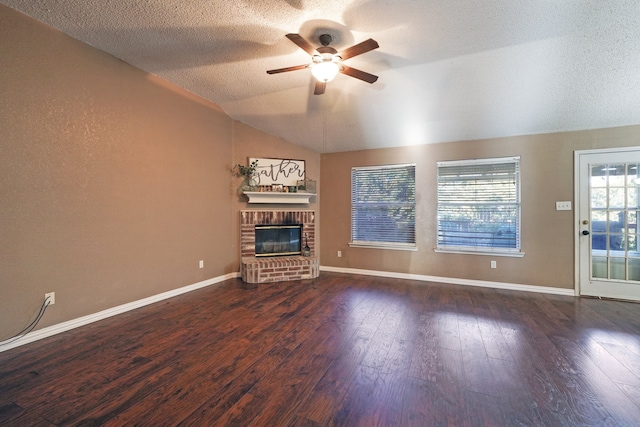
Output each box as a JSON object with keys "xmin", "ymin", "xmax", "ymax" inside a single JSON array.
[{"xmin": 582, "ymin": 230, "xmax": 590, "ymax": 235}]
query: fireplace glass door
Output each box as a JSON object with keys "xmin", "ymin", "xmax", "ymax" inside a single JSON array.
[{"xmin": 255, "ymin": 224, "xmax": 302, "ymax": 257}]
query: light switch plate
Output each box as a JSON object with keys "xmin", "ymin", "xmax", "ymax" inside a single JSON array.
[{"xmin": 556, "ymin": 201, "xmax": 572, "ymax": 211}]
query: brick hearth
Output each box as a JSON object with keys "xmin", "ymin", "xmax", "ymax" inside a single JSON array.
[{"xmin": 240, "ymin": 210, "xmax": 319, "ymax": 283}]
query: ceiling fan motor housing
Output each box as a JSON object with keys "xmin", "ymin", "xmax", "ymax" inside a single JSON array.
[{"xmin": 319, "ymin": 34, "xmax": 333, "ymax": 46}]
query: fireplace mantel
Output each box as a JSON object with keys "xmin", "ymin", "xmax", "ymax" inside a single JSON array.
[{"xmin": 243, "ymin": 191, "xmax": 315, "ymax": 204}]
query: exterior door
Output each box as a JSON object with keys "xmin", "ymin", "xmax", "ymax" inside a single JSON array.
[{"xmin": 576, "ymin": 147, "xmax": 640, "ymax": 301}]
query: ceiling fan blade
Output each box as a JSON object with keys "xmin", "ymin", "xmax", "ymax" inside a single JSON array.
[
  {"xmin": 314, "ymin": 81, "xmax": 326, "ymax": 95},
  {"xmin": 266, "ymin": 64, "xmax": 309, "ymax": 74},
  {"xmin": 338, "ymin": 38, "xmax": 379, "ymax": 60},
  {"xmin": 286, "ymin": 33, "xmax": 317, "ymax": 56},
  {"xmin": 340, "ymin": 65, "xmax": 378, "ymax": 84}
]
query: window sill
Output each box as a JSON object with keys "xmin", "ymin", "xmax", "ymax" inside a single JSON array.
[
  {"xmin": 349, "ymin": 242, "xmax": 418, "ymax": 251},
  {"xmin": 434, "ymin": 248, "xmax": 525, "ymax": 258}
]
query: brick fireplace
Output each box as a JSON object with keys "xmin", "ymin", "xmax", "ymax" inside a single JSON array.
[{"xmin": 240, "ymin": 210, "xmax": 319, "ymax": 283}]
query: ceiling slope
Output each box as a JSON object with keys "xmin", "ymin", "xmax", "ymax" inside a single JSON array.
[{"xmin": 3, "ymin": 0, "xmax": 640, "ymax": 152}]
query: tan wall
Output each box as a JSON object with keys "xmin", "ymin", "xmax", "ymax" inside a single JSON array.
[
  {"xmin": 231, "ymin": 122, "xmax": 321, "ymax": 263},
  {"xmin": 320, "ymin": 125, "xmax": 640, "ymax": 289},
  {"xmin": 0, "ymin": 5, "xmax": 236, "ymax": 338}
]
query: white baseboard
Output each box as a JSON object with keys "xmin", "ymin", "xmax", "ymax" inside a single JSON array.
[
  {"xmin": 0, "ymin": 272, "xmax": 240, "ymax": 353},
  {"xmin": 320, "ymin": 266, "xmax": 576, "ymax": 297}
]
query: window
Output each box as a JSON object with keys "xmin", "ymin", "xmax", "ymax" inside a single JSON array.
[
  {"xmin": 436, "ymin": 157, "xmax": 522, "ymax": 255},
  {"xmin": 351, "ymin": 164, "xmax": 416, "ymax": 249}
]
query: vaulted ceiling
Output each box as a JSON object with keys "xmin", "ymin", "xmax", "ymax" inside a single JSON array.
[{"xmin": 3, "ymin": 1, "xmax": 640, "ymax": 153}]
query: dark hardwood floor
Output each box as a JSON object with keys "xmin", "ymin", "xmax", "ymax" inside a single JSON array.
[{"xmin": 1, "ymin": 272, "xmax": 640, "ymax": 426}]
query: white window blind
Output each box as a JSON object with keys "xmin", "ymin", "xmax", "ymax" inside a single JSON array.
[
  {"xmin": 437, "ymin": 157, "xmax": 521, "ymax": 253},
  {"xmin": 351, "ymin": 164, "xmax": 416, "ymax": 248}
]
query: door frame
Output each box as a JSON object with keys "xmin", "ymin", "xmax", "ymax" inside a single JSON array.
[{"xmin": 573, "ymin": 146, "xmax": 640, "ymax": 297}]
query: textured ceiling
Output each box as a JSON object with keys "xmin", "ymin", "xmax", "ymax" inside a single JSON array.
[{"xmin": 3, "ymin": 0, "xmax": 640, "ymax": 153}]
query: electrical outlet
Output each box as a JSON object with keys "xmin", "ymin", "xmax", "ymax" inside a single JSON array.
[
  {"xmin": 490, "ymin": 260, "xmax": 497, "ymax": 269},
  {"xmin": 45, "ymin": 292, "xmax": 55, "ymax": 305},
  {"xmin": 337, "ymin": 250, "xmax": 342, "ymax": 258},
  {"xmin": 199, "ymin": 260, "xmax": 204, "ymax": 269}
]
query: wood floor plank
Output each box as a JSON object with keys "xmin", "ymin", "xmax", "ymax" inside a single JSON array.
[
  {"xmin": 247, "ymin": 354, "xmax": 332, "ymax": 426},
  {"xmin": 364, "ymin": 369, "xmax": 408, "ymax": 426},
  {"xmin": 498, "ymin": 322, "xmax": 575, "ymax": 415},
  {"xmin": 292, "ymin": 334, "xmax": 370, "ymax": 425},
  {"xmin": 0, "ymin": 402, "xmax": 23, "ymax": 424},
  {"xmin": 102, "ymin": 337, "xmax": 256, "ymax": 426},
  {"xmin": 1, "ymin": 407, "xmax": 55, "ymax": 427},
  {"xmin": 172, "ymin": 342, "xmax": 291, "ymax": 426},
  {"xmin": 616, "ymin": 382, "xmax": 640, "ymax": 408},
  {"xmin": 549, "ymin": 333, "xmax": 640, "ymax": 426},
  {"xmin": 360, "ymin": 301, "xmax": 405, "ymax": 370},
  {"xmin": 437, "ymin": 309, "xmax": 461, "ymax": 351},
  {"xmin": 401, "ymin": 377, "xmax": 464, "ymax": 427},
  {"xmin": 407, "ymin": 312, "xmax": 440, "ymax": 382},
  {"xmin": 508, "ymin": 312, "xmax": 620, "ymax": 424},
  {"xmin": 285, "ymin": 415, "xmax": 322, "ymax": 427},
  {"xmin": 462, "ymin": 389, "xmax": 507, "ymax": 427},
  {"xmin": 585, "ymin": 338, "xmax": 640, "ymax": 388},
  {"xmin": 1, "ymin": 272, "xmax": 639, "ymax": 426},
  {"xmin": 458, "ymin": 312, "xmax": 498, "ymax": 397}
]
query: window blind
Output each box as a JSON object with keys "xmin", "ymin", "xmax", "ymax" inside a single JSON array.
[
  {"xmin": 437, "ymin": 157, "xmax": 520, "ymax": 252},
  {"xmin": 351, "ymin": 164, "xmax": 416, "ymax": 246}
]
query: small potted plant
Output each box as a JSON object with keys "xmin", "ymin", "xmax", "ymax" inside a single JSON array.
[{"xmin": 234, "ymin": 159, "xmax": 258, "ymax": 191}]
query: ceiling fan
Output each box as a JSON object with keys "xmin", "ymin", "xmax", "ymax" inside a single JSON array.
[{"xmin": 267, "ymin": 33, "xmax": 379, "ymax": 95}]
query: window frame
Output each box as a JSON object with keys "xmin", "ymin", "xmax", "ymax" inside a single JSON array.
[
  {"xmin": 435, "ymin": 156, "xmax": 524, "ymax": 257},
  {"xmin": 349, "ymin": 163, "xmax": 417, "ymax": 251}
]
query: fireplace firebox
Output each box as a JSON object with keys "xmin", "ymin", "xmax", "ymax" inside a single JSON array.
[{"xmin": 255, "ymin": 224, "xmax": 302, "ymax": 257}]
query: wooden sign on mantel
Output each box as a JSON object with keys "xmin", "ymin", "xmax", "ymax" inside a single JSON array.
[{"xmin": 250, "ymin": 158, "xmax": 305, "ymax": 186}]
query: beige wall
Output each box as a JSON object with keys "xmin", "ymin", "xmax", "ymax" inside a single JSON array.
[
  {"xmin": 0, "ymin": 5, "xmax": 318, "ymax": 339},
  {"xmin": 320, "ymin": 125, "xmax": 640, "ymax": 289}
]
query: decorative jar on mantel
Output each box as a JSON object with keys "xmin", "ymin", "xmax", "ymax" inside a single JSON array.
[{"xmin": 241, "ymin": 176, "xmax": 258, "ymax": 191}]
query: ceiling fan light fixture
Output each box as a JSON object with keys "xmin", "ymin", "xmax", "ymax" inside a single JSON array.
[
  {"xmin": 267, "ymin": 33, "xmax": 379, "ymax": 93},
  {"xmin": 312, "ymin": 60, "xmax": 340, "ymax": 82}
]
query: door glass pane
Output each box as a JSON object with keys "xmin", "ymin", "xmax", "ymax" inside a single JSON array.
[
  {"xmin": 626, "ymin": 234, "xmax": 638, "ymax": 255},
  {"xmin": 591, "ymin": 210, "xmax": 607, "ymax": 223},
  {"xmin": 628, "ymin": 187, "xmax": 638, "ymax": 207},
  {"xmin": 592, "ymin": 256, "xmax": 607, "ymax": 279},
  {"xmin": 629, "ymin": 258, "xmax": 640, "ymax": 281},
  {"xmin": 611, "ymin": 258, "xmax": 626, "ymax": 280},
  {"xmin": 609, "ymin": 165, "xmax": 626, "ymax": 186},
  {"xmin": 592, "ymin": 234, "xmax": 607, "ymax": 251},
  {"xmin": 591, "ymin": 166, "xmax": 607, "ymax": 187},
  {"xmin": 608, "ymin": 211, "xmax": 624, "ymax": 228},
  {"xmin": 626, "ymin": 164, "xmax": 640, "ymax": 183},
  {"xmin": 591, "ymin": 188, "xmax": 607, "ymax": 208},
  {"xmin": 609, "ymin": 188, "xmax": 625, "ymax": 208},
  {"xmin": 631, "ymin": 237, "xmax": 640, "ymax": 258}
]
